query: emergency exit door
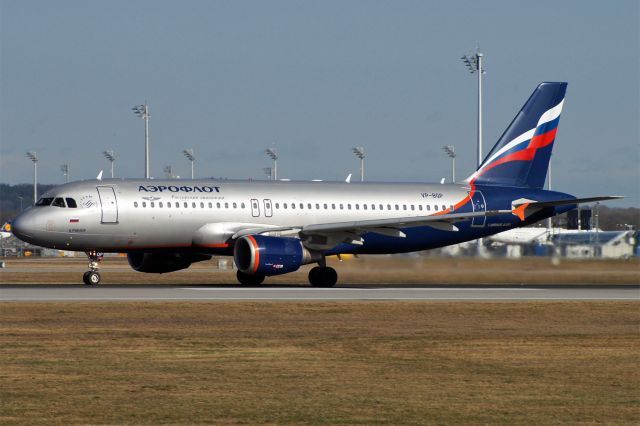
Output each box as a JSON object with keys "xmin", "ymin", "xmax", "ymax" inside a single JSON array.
[{"xmin": 97, "ymin": 186, "xmax": 118, "ymax": 223}]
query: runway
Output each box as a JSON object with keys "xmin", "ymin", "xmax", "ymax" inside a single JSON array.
[{"xmin": 1, "ymin": 285, "xmax": 638, "ymax": 301}]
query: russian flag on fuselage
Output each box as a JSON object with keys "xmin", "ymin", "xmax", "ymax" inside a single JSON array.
[{"xmin": 470, "ymin": 82, "xmax": 567, "ymax": 189}]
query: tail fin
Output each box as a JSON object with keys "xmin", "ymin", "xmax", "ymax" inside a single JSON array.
[{"xmin": 468, "ymin": 82, "xmax": 567, "ymax": 188}]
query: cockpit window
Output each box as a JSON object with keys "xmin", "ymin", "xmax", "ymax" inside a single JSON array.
[
  {"xmin": 36, "ymin": 197, "xmax": 54, "ymax": 206},
  {"xmin": 51, "ymin": 197, "xmax": 66, "ymax": 208},
  {"xmin": 66, "ymin": 198, "xmax": 77, "ymax": 208}
]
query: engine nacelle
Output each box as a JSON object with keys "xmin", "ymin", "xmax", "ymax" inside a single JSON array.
[
  {"xmin": 234, "ymin": 235, "xmax": 318, "ymax": 276},
  {"xmin": 127, "ymin": 252, "xmax": 210, "ymax": 273}
]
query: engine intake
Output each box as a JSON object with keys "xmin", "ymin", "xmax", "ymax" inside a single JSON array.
[
  {"xmin": 234, "ymin": 235, "xmax": 319, "ymax": 276},
  {"xmin": 127, "ymin": 252, "xmax": 210, "ymax": 273}
]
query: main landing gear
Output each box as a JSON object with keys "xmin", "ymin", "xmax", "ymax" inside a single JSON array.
[
  {"xmin": 236, "ymin": 270, "xmax": 265, "ymax": 286},
  {"xmin": 308, "ymin": 266, "xmax": 338, "ymax": 287},
  {"xmin": 83, "ymin": 251, "xmax": 104, "ymax": 286}
]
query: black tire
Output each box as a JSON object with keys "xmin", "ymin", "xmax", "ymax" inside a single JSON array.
[
  {"xmin": 308, "ymin": 266, "xmax": 321, "ymax": 285},
  {"xmin": 236, "ymin": 270, "xmax": 265, "ymax": 286},
  {"xmin": 309, "ymin": 266, "xmax": 338, "ymax": 287},
  {"xmin": 85, "ymin": 271, "xmax": 101, "ymax": 286},
  {"xmin": 82, "ymin": 271, "xmax": 91, "ymax": 285}
]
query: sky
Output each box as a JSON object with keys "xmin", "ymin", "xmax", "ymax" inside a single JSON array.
[{"xmin": 1, "ymin": 0, "xmax": 638, "ymax": 206}]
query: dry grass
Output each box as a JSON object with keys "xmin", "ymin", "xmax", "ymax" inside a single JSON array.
[
  {"xmin": 1, "ymin": 302, "xmax": 639, "ymax": 424},
  {"xmin": 1, "ymin": 256, "xmax": 638, "ymax": 285}
]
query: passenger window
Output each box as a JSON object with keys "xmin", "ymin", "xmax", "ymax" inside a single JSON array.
[
  {"xmin": 192, "ymin": 202, "xmax": 196, "ymax": 208},
  {"xmin": 208, "ymin": 202, "xmax": 212, "ymax": 208},
  {"xmin": 323, "ymin": 203, "xmax": 328, "ymax": 209},
  {"xmin": 292, "ymin": 203, "xmax": 296, "ymax": 210},
  {"xmin": 395, "ymin": 205, "xmax": 399, "ymax": 210},
  {"xmin": 355, "ymin": 204, "xmax": 359, "ymax": 210},
  {"xmin": 371, "ymin": 204, "xmax": 375, "ymax": 210},
  {"xmin": 167, "ymin": 202, "xmax": 171, "ymax": 208},
  {"xmin": 308, "ymin": 203, "xmax": 312, "ymax": 209},
  {"xmin": 224, "ymin": 202, "xmax": 229, "ymax": 208},
  {"xmin": 216, "ymin": 202, "xmax": 221, "ymax": 208},
  {"xmin": 241, "ymin": 202, "xmax": 245, "ymax": 209},
  {"xmin": 159, "ymin": 202, "xmax": 163, "ymax": 208},
  {"xmin": 65, "ymin": 198, "xmax": 77, "ymax": 208},
  {"xmin": 299, "ymin": 203, "xmax": 303, "ymax": 209},
  {"xmin": 134, "ymin": 201, "xmax": 139, "ymax": 208},
  {"xmin": 410, "ymin": 205, "xmax": 415, "ymax": 211},
  {"xmin": 363, "ymin": 204, "xmax": 367, "ymax": 210},
  {"xmin": 426, "ymin": 205, "xmax": 431, "ymax": 211},
  {"xmin": 175, "ymin": 202, "xmax": 179, "ymax": 208},
  {"xmin": 379, "ymin": 204, "xmax": 383, "ymax": 210},
  {"xmin": 184, "ymin": 202, "xmax": 188, "ymax": 208},
  {"xmin": 316, "ymin": 203, "xmax": 320, "ymax": 209},
  {"xmin": 150, "ymin": 202, "xmax": 155, "ymax": 208},
  {"xmin": 233, "ymin": 202, "xmax": 237, "ymax": 208},
  {"xmin": 434, "ymin": 205, "xmax": 439, "ymax": 211},
  {"xmin": 284, "ymin": 203, "xmax": 288, "ymax": 209},
  {"xmin": 331, "ymin": 204, "xmax": 336, "ymax": 209},
  {"xmin": 442, "ymin": 205, "xmax": 446, "ymax": 211},
  {"xmin": 340, "ymin": 204, "xmax": 344, "ymax": 210},
  {"xmin": 275, "ymin": 203, "xmax": 280, "ymax": 209},
  {"xmin": 200, "ymin": 202, "xmax": 204, "ymax": 208},
  {"xmin": 52, "ymin": 197, "xmax": 66, "ymax": 208},
  {"xmin": 418, "ymin": 205, "xmax": 423, "ymax": 211},
  {"xmin": 387, "ymin": 204, "xmax": 391, "ymax": 210},
  {"xmin": 450, "ymin": 205, "xmax": 454, "ymax": 211},
  {"xmin": 142, "ymin": 202, "xmax": 147, "ymax": 208},
  {"xmin": 403, "ymin": 205, "xmax": 407, "ymax": 211},
  {"xmin": 347, "ymin": 204, "xmax": 351, "ymax": 210}
]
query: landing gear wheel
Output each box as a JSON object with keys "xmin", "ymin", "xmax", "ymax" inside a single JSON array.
[
  {"xmin": 83, "ymin": 271, "xmax": 101, "ymax": 286},
  {"xmin": 236, "ymin": 271, "xmax": 265, "ymax": 286},
  {"xmin": 308, "ymin": 266, "xmax": 338, "ymax": 287}
]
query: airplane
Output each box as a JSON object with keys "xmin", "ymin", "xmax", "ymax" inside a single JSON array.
[{"xmin": 11, "ymin": 82, "xmax": 621, "ymax": 286}]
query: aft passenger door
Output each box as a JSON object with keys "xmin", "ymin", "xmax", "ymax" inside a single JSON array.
[
  {"xmin": 97, "ymin": 186, "xmax": 118, "ymax": 223},
  {"xmin": 470, "ymin": 190, "xmax": 486, "ymax": 227}
]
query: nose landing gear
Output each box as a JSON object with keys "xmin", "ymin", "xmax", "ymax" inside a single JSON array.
[{"xmin": 83, "ymin": 251, "xmax": 104, "ymax": 285}]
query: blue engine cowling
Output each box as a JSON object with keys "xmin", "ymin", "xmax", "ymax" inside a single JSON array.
[{"xmin": 234, "ymin": 235, "xmax": 305, "ymax": 276}]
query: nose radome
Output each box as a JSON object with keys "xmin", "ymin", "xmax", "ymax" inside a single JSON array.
[{"xmin": 11, "ymin": 211, "xmax": 35, "ymax": 241}]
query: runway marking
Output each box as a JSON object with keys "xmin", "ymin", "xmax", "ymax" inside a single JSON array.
[{"xmin": 181, "ymin": 287, "xmax": 540, "ymax": 291}]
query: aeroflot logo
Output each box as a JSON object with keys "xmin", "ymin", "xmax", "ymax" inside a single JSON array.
[{"xmin": 138, "ymin": 185, "xmax": 221, "ymax": 193}]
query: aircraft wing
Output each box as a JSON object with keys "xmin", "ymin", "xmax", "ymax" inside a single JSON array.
[
  {"xmin": 232, "ymin": 209, "xmax": 511, "ymax": 247},
  {"xmin": 512, "ymin": 196, "xmax": 623, "ymax": 220}
]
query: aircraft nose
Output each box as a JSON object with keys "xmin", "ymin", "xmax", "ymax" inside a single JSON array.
[{"xmin": 12, "ymin": 211, "xmax": 36, "ymax": 242}]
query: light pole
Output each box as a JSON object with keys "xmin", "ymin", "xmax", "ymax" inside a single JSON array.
[
  {"xmin": 352, "ymin": 147, "xmax": 365, "ymax": 182},
  {"xmin": 461, "ymin": 46, "xmax": 485, "ymax": 168},
  {"xmin": 132, "ymin": 103, "xmax": 151, "ymax": 178},
  {"xmin": 103, "ymin": 150, "xmax": 115, "ymax": 178},
  {"xmin": 442, "ymin": 145, "xmax": 456, "ymax": 182},
  {"xmin": 60, "ymin": 164, "xmax": 69, "ymax": 183},
  {"xmin": 17, "ymin": 196, "xmax": 23, "ymax": 211},
  {"xmin": 183, "ymin": 149, "xmax": 195, "ymax": 179},
  {"xmin": 26, "ymin": 151, "xmax": 38, "ymax": 205},
  {"xmin": 265, "ymin": 148, "xmax": 278, "ymax": 180}
]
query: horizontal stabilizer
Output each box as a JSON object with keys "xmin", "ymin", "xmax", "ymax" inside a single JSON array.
[{"xmin": 512, "ymin": 196, "xmax": 623, "ymax": 221}]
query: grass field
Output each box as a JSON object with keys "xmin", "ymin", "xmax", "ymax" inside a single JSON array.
[
  {"xmin": 1, "ymin": 302, "xmax": 639, "ymax": 424},
  {"xmin": 1, "ymin": 256, "xmax": 639, "ymax": 285}
]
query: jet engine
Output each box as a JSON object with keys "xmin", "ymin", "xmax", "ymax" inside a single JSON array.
[
  {"xmin": 127, "ymin": 252, "xmax": 211, "ymax": 273},
  {"xmin": 234, "ymin": 235, "xmax": 320, "ymax": 276}
]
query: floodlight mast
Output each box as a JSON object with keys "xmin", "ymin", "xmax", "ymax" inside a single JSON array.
[
  {"xmin": 26, "ymin": 151, "xmax": 38, "ymax": 205},
  {"xmin": 183, "ymin": 149, "xmax": 195, "ymax": 179},
  {"xmin": 102, "ymin": 150, "xmax": 115, "ymax": 178},
  {"xmin": 265, "ymin": 148, "xmax": 278, "ymax": 180},
  {"xmin": 132, "ymin": 103, "xmax": 151, "ymax": 178},
  {"xmin": 60, "ymin": 164, "xmax": 69, "ymax": 183},
  {"xmin": 352, "ymin": 147, "xmax": 365, "ymax": 182},
  {"xmin": 461, "ymin": 47, "xmax": 485, "ymax": 168},
  {"xmin": 442, "ymin": 145, "xmax": 456, "ymax": 182}
]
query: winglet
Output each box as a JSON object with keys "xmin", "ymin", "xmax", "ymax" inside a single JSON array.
[
  {"xmin": 512, "ymin": 202, "xmax": 530, "ymax": 221},
  {"xmin": 345, "ymin": 174, "xmax": 352, "ymax": 183},
  {"xmin": 96, "ymin": 170, "xmax": 103, "ymax": 181}
]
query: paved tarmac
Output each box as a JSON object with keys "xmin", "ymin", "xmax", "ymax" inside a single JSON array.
[{"xmin": 1, "ymin": 285, "xmax": 638, "ymax": 301}]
